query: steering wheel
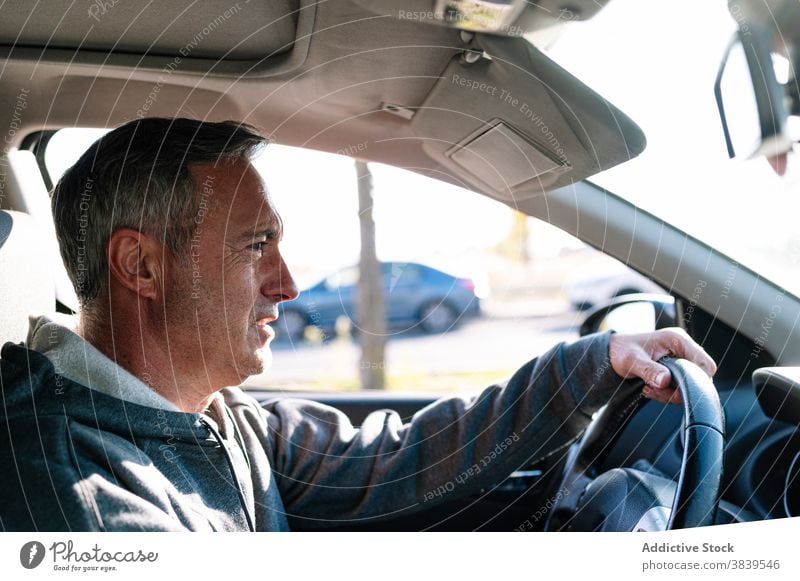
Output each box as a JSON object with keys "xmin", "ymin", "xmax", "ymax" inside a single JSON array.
[{"xmin": 544, "ymin": 358, "xmax": 724, "ymax": 531}]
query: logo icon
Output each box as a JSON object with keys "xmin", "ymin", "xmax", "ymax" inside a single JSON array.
[{"xmin": 20, "ymin": 541, "xmax": 45, "ymax": 569}]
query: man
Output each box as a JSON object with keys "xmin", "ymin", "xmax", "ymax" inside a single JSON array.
[{"xmin": 0, "ymin": 118, "xmax": 715, "ymax": 531}]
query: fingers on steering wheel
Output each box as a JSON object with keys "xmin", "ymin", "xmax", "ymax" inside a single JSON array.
[
  {"xmin": 637, "ymin": 360, "xmax": 670, "ymax": 389},
  {"xmin": 639, "ymin": 356, "xmax": 682, "ymax": 404},
  {"xmin": 664, "ymin": 329, "xmax": 717, "ymax": 377}
]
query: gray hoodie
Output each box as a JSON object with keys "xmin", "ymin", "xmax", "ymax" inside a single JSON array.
[{"xmin": 0, "ymin": 316, "xmax": 628, "ymax": 531}]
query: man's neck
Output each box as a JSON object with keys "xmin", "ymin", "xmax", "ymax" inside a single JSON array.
[{"xmin": 78, "ymin": 308, "xmax": 217, "ymax": 413}]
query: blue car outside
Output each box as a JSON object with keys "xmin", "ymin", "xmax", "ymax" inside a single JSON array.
[{"xmin": 277, "ymin": 262, "xmax": 480, "ymax": 340}]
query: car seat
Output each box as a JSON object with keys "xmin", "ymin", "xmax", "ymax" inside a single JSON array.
[{"xmin": 0, "ymin": 209, "xmax": 55, "ymax": 345}]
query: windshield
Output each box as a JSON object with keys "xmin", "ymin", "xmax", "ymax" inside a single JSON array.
[{"xmin": 541, "ymin": 0, "xmax": 800, "ymax": 298}]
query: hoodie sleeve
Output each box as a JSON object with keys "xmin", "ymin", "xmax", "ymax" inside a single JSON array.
[{"xmin": 239, "ymin": 331, "xmax": 633, "ymax": 528}]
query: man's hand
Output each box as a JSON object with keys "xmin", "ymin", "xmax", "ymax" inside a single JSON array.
[{"xmin": 609, "ymin": 328, "xmax": 717, "ymax": 404}]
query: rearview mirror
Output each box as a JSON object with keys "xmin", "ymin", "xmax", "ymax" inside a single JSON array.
[
  {"xmin": 351, "ymin": 0, "xmax": 599, "ymax": 37},
  {"xmin": 715, "ymin": 27, "xmax": 793, "ymax": 159}
]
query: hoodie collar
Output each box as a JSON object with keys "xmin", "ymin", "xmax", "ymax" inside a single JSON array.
[
  {"xmin": 26, "ymin": 313, "xmax": 181, "ymax": 412},
  {"xmin": 1, "ymin": 341, "xmax": 213, "ymax": 441}
]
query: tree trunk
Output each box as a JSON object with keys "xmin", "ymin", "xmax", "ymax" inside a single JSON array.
[{"xmin": 355, "ymin": 160, "xmax": 386, "ymax": 390}]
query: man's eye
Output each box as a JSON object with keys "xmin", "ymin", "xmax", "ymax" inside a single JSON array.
[{"xmin": 250, "ymin": 241, "xmax": 268, "ymax": 254}]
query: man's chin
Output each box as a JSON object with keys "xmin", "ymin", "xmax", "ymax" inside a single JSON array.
[
  {"xmin": 255, "ymin": 346, "xmax": 273, "ymax": 373},
  {"xmin": 223, "ymin": 345, "xmax": 272, "ymax": 386},
  {"xmin": 241, "ymin": 344, "xmax": 272, "ymax": 376},
  {"xmin": 227, "ymin": 348, "xmax": 272, "ymax": 388}
]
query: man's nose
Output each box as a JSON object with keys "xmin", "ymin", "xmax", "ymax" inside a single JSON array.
[{"xmin": 262, "ymin": 256, "xmax": 299, "ymax": 303}]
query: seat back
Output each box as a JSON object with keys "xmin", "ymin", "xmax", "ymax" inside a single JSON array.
[{"xmin": 0, "ymin": 210, "xmax": 55, "ymax": 345}]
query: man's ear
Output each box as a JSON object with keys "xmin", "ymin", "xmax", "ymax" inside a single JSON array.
[{"xmin": 106, "ymin": 228, "xmax": 165, "ymax": 300}]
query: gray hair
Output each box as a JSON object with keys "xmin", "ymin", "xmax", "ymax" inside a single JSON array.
[{"xmin": 51, "ymin": 117, "xmax": 267, "ymax": 308}]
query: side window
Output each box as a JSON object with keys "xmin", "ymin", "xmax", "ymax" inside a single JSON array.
[
  {"xmin": 45, "ymin": 128, "xmax": 110, "ymax": 181},
  {"xmin": 386, "ymin": 263, "xmax": 423, "ymax": 289},
  {"xmin": 43, "ymin": 129, "xmax": 664, "ymax": 394}
]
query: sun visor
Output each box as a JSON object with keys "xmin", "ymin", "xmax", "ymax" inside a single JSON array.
[
  {"xmin": 0, "ymin": 0, "xmax": 299, "ymax": 61},
  {"xmin": 411, "ymin": 35, "xmax": 646, "ymax": 203}
]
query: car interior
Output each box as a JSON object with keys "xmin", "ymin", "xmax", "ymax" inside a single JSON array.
[{"xmin": 1, "ymin": 0, "xmax": 800, "ymax": 531}]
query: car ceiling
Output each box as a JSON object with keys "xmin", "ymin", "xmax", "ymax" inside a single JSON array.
[{"xmin": 0, "ymin": 0, "xmax": 642, "ymax": 205}]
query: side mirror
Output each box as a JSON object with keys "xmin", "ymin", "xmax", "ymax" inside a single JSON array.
[
  {"xmin": 579, "ymin": 293, "xmax": 676, "ymax": 337},
  {"xmin": 714, "ymin": 26, "xmax": 793, "ymax": 160}
]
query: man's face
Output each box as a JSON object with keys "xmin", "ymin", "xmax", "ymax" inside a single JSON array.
[{"xmin": 163, "ymin": 159, "xmax": 298, "ymax": 388}]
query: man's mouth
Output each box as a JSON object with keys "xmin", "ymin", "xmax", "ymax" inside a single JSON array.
[
  {"xmin": 255, "ymin": 314, "xmax": 277, "ymax": 341},
  {"xmin": 255, "ymin": 315, "xmax": 277, "ymax": 326}
]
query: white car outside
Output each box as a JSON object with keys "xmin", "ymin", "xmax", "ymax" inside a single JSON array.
[{"xmin": 566, "ymin": 259, "xmax": 666, "ymax": 311}]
